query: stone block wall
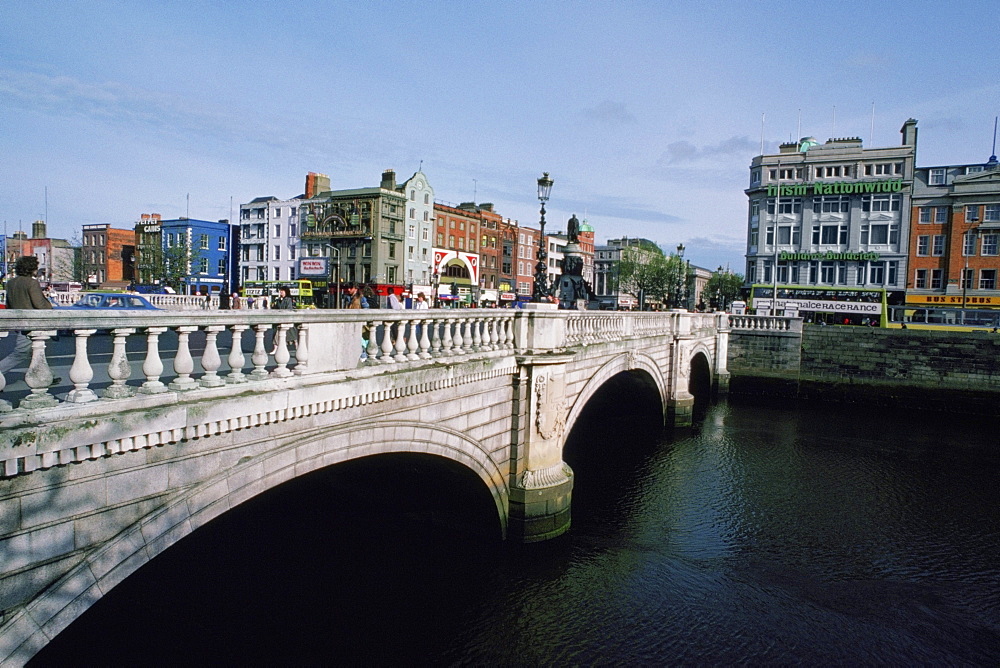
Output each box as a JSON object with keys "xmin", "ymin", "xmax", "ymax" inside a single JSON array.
[
  {"xmin": 800, "ymin": 326, "xmax": 1000, "ymax": 390},
  {"xmin": 728, "ymin": 330, "xmax": 802, "ymax": 374}
]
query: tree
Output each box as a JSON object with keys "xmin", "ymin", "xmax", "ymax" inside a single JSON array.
[
  {"xmin": 161, "ymin": 239, "xmax": 204, "ymax": 292},
  {"xmin": 704, "ymin": 267, "xmax": 745, "ymax": 311},
  {"xmin": 615, "ymin": 245, "xmax": 664, "ymax": 310}
]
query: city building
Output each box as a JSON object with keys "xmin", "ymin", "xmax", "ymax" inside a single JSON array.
[
  {"xmin": 498, "ymin": 217, "xmax": 519, "ymax": 305},
  {"xmin": 135, "ymin": 216, "xmax": 233, "ymax": 295},
  {"xmin": 745, "ymin": 119, "xmax": 918, "ymax": 317},
  {"xmin": 401, "ymin": 171, "xmax": 435, "ymax": 293},
  {"xmin": 907, "ymin": 154, "xmax": 1000, "ymax": 310},
  {"xmin": 433, "ymin": 202, "xmax": 481, "ymax": 305},
  {"xmin": 593, "ymin": 238, "xmax": 660, "ymax": 309},
  {"xmin": 81, "ymin": 223, "xmax": 136, "ymax": 289},
  {"xmin": 299, "ymin": 170, "xmax": 407, "ymax": 306},
  {"xmin": 239, "ymin": 195, "xmax": 304, "ymax": 286},
  {"xmin": 515, "ymin": 226, "xmax": 538, "ymax": 301}
]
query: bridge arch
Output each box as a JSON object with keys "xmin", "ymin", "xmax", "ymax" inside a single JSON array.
[
  {"xmin": 16, "ymin": 422, "xmax": 507, "ymax": 656},
  {"xmin": 566, "ymin": 352, "xmax": 669, "ymax": 433}
]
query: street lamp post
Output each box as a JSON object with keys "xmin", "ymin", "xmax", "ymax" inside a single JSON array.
[
  {"xmin": 675, "ymin": 243, "xmax": 686, "ymax": 309},
  {"xmin": 532, "ymin": 172, "xmax": 554, "ymax": 303}
]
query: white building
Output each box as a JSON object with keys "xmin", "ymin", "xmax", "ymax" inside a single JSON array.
[{"xmin": 239, "ymin": 195, "xmax": 304, "ymax": 284}]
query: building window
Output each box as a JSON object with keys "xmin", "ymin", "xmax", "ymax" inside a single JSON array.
[
  {"xmin": 274, "ymin": 245, "xmax": 280, "ymax": 260},
  {"xmin": 218, "ymin": 259, "xmax": 226, "ymax": 274},
  {"xmin": 388, "ymin": 242, "xmax": 396, "ymax": 259},
  {"xmin": 776, "ymin": 225, "xmax": 799, "ymax": 245},
  {"xmin": 199, "ymin": 234, "xmax": 209, "ymax": 250},
  {"xmin": 410, "ymin": 208, "xmax": 415, "ymax": 219},
  {"xmin": 750, "ymin": 200, "xmax": 760, "ymax": 218},
  {"xmin": 967, "ymin": 205, "xmax": 980, "ymax": 222},
  {"xmin": 986, "ymin": 204, "xmax": 1000, "ymax": 222},
  {"xmin": 918, "ymin": 207, "xmax": 932, "ymax": 224},
  {"xmin": 916, "ymin": 236, "xmax": 929, "ymax": 256},
  {"xmin": 861, "ymin": 224, "xmax": 898, "ymax": 245},
  {"xmin": 962, "ymin": 268, "xmax": 974, "ymax": 289},
  {"xmin": 929, "ymin": 168, "xmax": 947, "ymax": 185},
  {"xmin": 962, "ymin": 232, "xmax": 976, "ymax": 256},
  {"xmin": 935, "ymin": 207, "xmax": 949, "ymax": 224},
  {"xmin": 199, "ymin": 258, "xmax": 209, "ymax": 274},
  {"xmin": 218, "ymin": 236, "xmax": 227, "ymax": 251},
  {"xmin": 930, "ymin": 269, "xmax": 943, "ymax": 289},
  {"xmin": 915, "ymin": 269, "xmax": 927, "ymax": 289},
  {"xmin": 820, "ymin": 261, "xmax": 836, "ymax": 283},
  {"xmin": 980, "ymin": 269, "xmax": 997, "ymax": 290},
  {"xmin": 422, "ymin": 228, "xmax": 429, "ymax": 241},
  {"xmin": 410, "ymin": 190, "xmax": 416, "ymax": 201},
  {"xmin": 813, "ymin": 196, "xmax": 850, "ymax": 214},
  {"xmin": 869, "ymin": 262, "xmax": 886, "ymax": 285},
  {"xmin": 982, "ymin": 234, "xmax": 998, "ymax": 256},
  {"xmin": 932, "ymin": 235, "xmax": 945, "ymax": 256},
  {"xmin": 814, "ymin": 224, "xmax": 846, "ymax": 245},
  {"xmin": 767, "ymin": 198, "xmax": 802, "ymax": 214},
  {"xmin": 408, "ymin": 225, "xmax": 415, "ymax": 238},
  {"xmin": 862, "ymin": 194, "xmax": 901, "ymax": 212}
]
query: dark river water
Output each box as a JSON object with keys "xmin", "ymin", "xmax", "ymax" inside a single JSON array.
[{"xmin": 33, "ymin": 395, "xmax": 1000, "ymax": 666}]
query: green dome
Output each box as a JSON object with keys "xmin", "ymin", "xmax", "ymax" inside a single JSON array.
[{"xmin": 579, "ymin": 222, "xmax": 594, "ymax": 232}]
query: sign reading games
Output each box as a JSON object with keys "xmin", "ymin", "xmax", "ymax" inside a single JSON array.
[{"xmin": 766, "ymin": 179, "xmax": 904, "ymax": 197}]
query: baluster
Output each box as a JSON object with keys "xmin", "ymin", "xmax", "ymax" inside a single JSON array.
[
  {"xmin": 406, "ymin": 320, "xmax": 420, "ymax": 361},
  {"xmin": 380, "ymin": 319, "xmax": 395, "ymax": 363},
  {"xmin": 471, "ymin": 317, "xmax": 482, "ymax": 351},
  {"xmin": 441, "ymin": 318, "xmax": 454, "ymax": 355},
  {"xmin": 169, "ymin": 326, "xmax": 199, "ymax": 391},
  {"xmin": 452, "ymin": 317, "xmax": 464, "ymax": 353},
  {"xmin": 0, "ymin": 339, "xmax": 9, "ymax": 412},
  {"xmin": 103, "ymin": 328, "xmax": 136, "ymax": 399},
  {"xmin": 65, "ymin": 329, "xmax": 99, "ymax": 403},
  {"xmin": 293, "ymin": 324, "xmax": 309, "ymax": 375},
  {"xmin": 430, "ymin": 318, "xmax": 442, "ymax": 355},
  {"xmin": 200, "ymin": 325, "xmax": 226, "ymax": 387},
  {"xmin": 418, "ymin": 318, "xmax": 432, "ymax": 359},
  {"xmin": 227, "ymin": 324, "xmax": 249, "ymax": 383},
  {"xmin": 488, "ymin": 318, "xmax": 499, "ymax": 351},
  {"xmin": 505, "ymin": 316, "xmax": 516, "ymax": 349},
  {"xmin": 139, "ymin": 327, "xmax": 168, "ymax": 394},
  {"xmin": 365, "ymin": 320, "xmax": 379, "ymax": 364},
  {"xmin": 270, "ymin": 324, "xmax": 293, "ymax": 378},
  {"xmin": 393, "ymin": 319, "xmax": 409, "ymax": 362},
  {"xmin": 462, "ymin": 318, "xmax": 474, "ymax": 353},
  {"xmin": 19, "ymin": 330, "xmax": 59, "ymax": 409},
  {"xmin": 249, "ymin": 325, "xmax": 270, "ymax": 380}
]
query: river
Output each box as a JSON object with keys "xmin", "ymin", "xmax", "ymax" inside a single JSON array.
[{"xmin": 32, "ymin": 396, "xmax": 1000, "ymax": 666}]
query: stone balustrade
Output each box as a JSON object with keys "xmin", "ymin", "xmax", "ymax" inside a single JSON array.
[{"xmin": 728, "ymin": 314, "xmax": 802, "ymax": 332}]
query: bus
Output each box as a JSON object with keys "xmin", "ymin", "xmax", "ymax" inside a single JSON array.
[
  {"xmin": 242, "ymin": 280, "xmax": 315, "ymax": 308},
  {"xmin": 887, "ymin": 306, "xmax": 1000, "ymax": 331},
  {"xmin": 748, "ymin": 285, "xmax": 888, "ymax": 326}
]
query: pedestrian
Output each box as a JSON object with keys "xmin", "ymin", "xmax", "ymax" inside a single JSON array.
[
  {"xmin": 231, "ymin": 292, "xmax": 242, "ymax": 309},
  {"xmin": 388, "ymin": 293, "xmax": 404, "ymax": 310},
  {"xmin": 414, "ymin": 292, "xmax": 430, "ymax": 309},
  {"xmin": 0, "ymin": 256, "xmax": 60, "ymax": 385},
  {"xmin": 348, "ymin": 292, "xmax": 363, "ymax": 309}
]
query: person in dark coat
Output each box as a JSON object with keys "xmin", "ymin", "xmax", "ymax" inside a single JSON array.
[{"xmin": 1, "ymin": 256, "xmax": 58, "ymax": 384}]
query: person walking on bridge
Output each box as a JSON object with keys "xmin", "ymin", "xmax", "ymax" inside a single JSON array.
[{"xmin": 0, "ymin": 256, "xmax": 59, "ymax": 385}]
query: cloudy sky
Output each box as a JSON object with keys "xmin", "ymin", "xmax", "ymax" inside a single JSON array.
[{"xmin": 2, "ymin": 0, "xmax": 998, "ymax": 273}]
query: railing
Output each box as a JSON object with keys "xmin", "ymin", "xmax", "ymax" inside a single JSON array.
[
  {"xmin": 0, "ymin": 309, "xmax": 725, "ymax": 411},
  {"xmin": 2, "ymin": 291, "xmax": 220, "ymax": 310},
  {"xmin": 728, "ymin": 314, "xmax": 802, "ymax": 332}
]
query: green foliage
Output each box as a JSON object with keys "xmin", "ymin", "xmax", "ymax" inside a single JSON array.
[
  {"xmin": 704, "ymin": 268, "xmax": 745, "ymax": 310},
  {"xmin": 616, "ymin": 246, "xmax": 690, "ymax": 310}
]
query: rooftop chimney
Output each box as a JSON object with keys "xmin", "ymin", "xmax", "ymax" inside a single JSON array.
[{"xmin": 381, "ymin": 170, "xmax": 396, "ymax": 190}]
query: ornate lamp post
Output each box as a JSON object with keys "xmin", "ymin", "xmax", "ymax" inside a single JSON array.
[{"xmin": 532, "ymin": 172, "xmax": 554, "ymax": 302}]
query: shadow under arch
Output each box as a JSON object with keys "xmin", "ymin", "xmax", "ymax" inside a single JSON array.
[
  {"xmin": 23, "ymin": 422, "xmax": 507, "ymax": 665},
  {"xmin": 688, "ymin": 347, "xmax": 715, "ymax": 411},
  {"xmin": 565, "ymin": 352, "xmax": 669, "ymax": 434}
]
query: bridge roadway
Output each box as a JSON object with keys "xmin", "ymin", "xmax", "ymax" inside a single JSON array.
[{"xmin": 0, "ymin": 306, "xmax": 730, "ymax": 664}]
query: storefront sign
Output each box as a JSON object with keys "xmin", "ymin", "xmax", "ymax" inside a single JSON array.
[
  {"xmin": 779, "ymin": 251, "xmax": 881, "ymax": 262},
  {"xmin": 908, "ymin": 295, "xmax": 1000, "ymax": 306},
  {"xmin": 766, "ymin": 179, "xmax": 904, "ymax": 197},
  {"xmin": 298, "ymin": 258, "xmax": 328, "ymax": 276},
  {"xmin": 754, "ymin": 298, "xmax": 881, "ymax": 314}
]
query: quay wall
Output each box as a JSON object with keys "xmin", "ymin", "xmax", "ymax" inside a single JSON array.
[{"xmin": 728, "ymin": 324, "xmax": 1000, "ymax": 413}]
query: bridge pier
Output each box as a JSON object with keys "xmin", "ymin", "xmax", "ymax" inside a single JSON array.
[{"xmin": 508, "ymin": 464, "xmax": 574, "ymax": 542}]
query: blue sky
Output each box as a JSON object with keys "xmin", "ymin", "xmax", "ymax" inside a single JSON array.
[{"xmin": 2, "ymin": 0, "xmax": 998, "ymax": 273}]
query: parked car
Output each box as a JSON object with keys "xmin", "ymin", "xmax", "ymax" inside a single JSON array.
[{"xmin": 64, "ymin": 293, "xmax": 159, "ymax": 310}]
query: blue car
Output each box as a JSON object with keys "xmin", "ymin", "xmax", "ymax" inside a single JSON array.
[{"xmin": 65, "ymin": 293, "xmax": 159, "ymax": 310}]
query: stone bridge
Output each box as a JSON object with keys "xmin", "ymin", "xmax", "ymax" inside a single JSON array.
[{"xmin": 0, "ymin": 306, "xmax": 730, "ymax": 663}]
